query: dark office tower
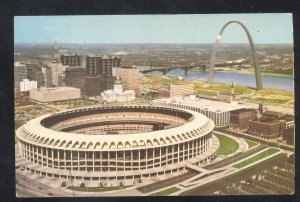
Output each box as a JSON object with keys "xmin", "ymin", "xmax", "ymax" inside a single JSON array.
[
  {"xmin": 65, "ymin": 66, "xmax": 86, "ymax": 92},
  {"xmin": 43, "ymin": 67, "xmax": 53, "ymax": 87},
  {"xmin": 60, "ymin": 54, "xmax": 82, "ymax": 67},
  {"xmin": 85, "ymin": 76, "xmax": 103, "ymax": 96},
  {"xmin": 85, "ymin": 76, "xmax": 116, "ymax": 97},
  {"xmin": 86, "ymin": 55, "xmax": 121, "ymax": 77}
]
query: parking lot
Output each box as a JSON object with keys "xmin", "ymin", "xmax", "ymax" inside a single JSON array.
[{"xmin": 15, "ymin": 105, "xmax": 54, "ymax": 129}]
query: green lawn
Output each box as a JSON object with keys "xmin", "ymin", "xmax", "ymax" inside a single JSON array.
[
  {"xmin": 244, "ymin": 139, "xmax": 258, "ymax": 149},
  {"xmin": 141, "ymin": 74, "xmax": 294, "ymax": 108},
  {"xmin": 148, "ymin": 187, "xmax": 180, "ymax": 196},
  {"xmin": 233, "ymin": 148, "xmax": 280, "ymax": 169},
  {"xmin": 142, "ymin": 74, "xmax": 189, "ymax": 87},
  {"xmin": 216, "ymin": 134, "xmax": 239, "ymax": 156},
  {"xmin": 67, "ymin": 185, "xmax": 132, "ymax": 192}
]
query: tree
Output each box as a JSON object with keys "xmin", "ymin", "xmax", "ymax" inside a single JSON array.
[
  {"xmin": 61, "ymin": 181, "xmax": 67, "ymax": 187},
  {"xmin": 80, "ymin": 182, "xmax": 85, "ymax": 189},
  {"xmin": 119, "ymin": 181, "xmax": 124, "ymax": 188},
  {"xmin": 99, "ymin": 182, "xmax": 104, "ymax": 189}
]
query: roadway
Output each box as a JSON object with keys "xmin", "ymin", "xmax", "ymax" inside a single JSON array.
[
  {"xmin": 136, "ymin": 172, "xmax": 198, "ymax": 194},
  {"xmin": 180, "ymin": 153, "xmax": 288, "ymax": 195},
  {"xmin": 203, "ymin": 144, "xmax": 267, "ymax": 170},
  {"xmin": 16, "ymin": 171, "xmax": 72, "ymax": 197},
  {"xmin": 215, "ymin": 128, "xmax": 294, "ymax": 152}
]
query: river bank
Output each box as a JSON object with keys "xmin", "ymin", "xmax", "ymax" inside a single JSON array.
[{"xmin": 141, "ymin": 74, "xmax": 294, "ymax": 108}]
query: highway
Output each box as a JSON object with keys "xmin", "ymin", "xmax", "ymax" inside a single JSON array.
[
  {"xmin": 215, "ymin": 128, "xmax": 294, "ymax": 152},
  {"xmin": 16, "ymin": 172, "xmax": 72, "ymax": 197},
  {"xmin": 203, "ymin": 144, "xmax": 267, "ymax": 170},
  {"xmin": 180, "ymin": 153, "xmax": 288, "ymax": 195},
  {"xmin": 136, "ymin": 172, "xmax": 198, "ymax": 194}
]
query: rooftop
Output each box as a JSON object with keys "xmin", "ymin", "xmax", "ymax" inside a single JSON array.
[
  {"xmin": 153, "ymin": 96, "xmax": 251, "ymax": 113},
  {"xmin": 14, "ymin": 62, "xmax": 26, "ymax": 67},
  {"xmin": 86, "ymin": 55, "xmax": 119, "ymax": 59},
  {"xmin": 32, "ymin": 86, "xmax": 80, "ymax": 92}
]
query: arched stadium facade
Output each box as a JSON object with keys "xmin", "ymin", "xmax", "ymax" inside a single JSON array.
[{"xmin": 16, "ymin": 105, "xmax": 219, "ymax": 182}]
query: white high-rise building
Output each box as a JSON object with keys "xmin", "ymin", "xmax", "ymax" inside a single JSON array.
[{"xmin": 20, "ymin": 79, "xmax": 37, "ymax": 92}]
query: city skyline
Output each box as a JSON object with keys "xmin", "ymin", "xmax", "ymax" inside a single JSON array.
[
  {"xmin": 14, "ymin": 14, "xmax": 295, "ymax": 197},
  {"xmin": 15, "ymin": 14, "xmax": 293, "ymax": 44}
]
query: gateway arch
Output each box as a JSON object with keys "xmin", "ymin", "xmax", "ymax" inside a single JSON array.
[{"xmin": 207, "ymin": 21, "xmax": 263, "ymax": 90}]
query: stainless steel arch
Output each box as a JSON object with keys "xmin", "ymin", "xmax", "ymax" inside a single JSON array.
[{"xmin": 207, "ymin": 21, "xmax": 263, "ymax": 90}]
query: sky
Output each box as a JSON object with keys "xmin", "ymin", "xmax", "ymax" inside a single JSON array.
[{"xmin": 14, "ymin": 14, "xmax": 293, "ymax": 44}]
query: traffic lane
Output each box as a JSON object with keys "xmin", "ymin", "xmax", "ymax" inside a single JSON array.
[
  {"xmin": 16, "ymin": 172, "xmax": 71, "ymax": 197},
  {"xmin": 204, "ymin": 145, "xmax": 266, "ymax": 170},
  {"xmin": 137, "ymin": 172, "xmax": 197, "ymax": 194},
  {"xmin": 181, "ymin": 153, "xmax": 287, "ymax": 196}
]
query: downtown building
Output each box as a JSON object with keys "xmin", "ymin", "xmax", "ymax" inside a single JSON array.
[
  {"xmin": 248, "ymin": 111, "xmax": 295, "ymax": 144},
  {"xmin": 20, "ymin": 79, "xmax": 37, "ymax": 93},
  {"xmin": 112, "ymin": 66, "xmax": 140, "ymax": 94},
  {"xmin": 229, "ymin": 109, "xmax": 256, "ymax": 131},
  {"xmin": 27, "ymin": 63, "xmax": 45, "ymax": 87},
  {"xmin": 60, "ymin": 54, "xmax": 82, "ymax": 67},
  {"xmin": 14, "ymin": 62, "xmax": 28, "ymax": 97},
  {"xmin": 158, "ymin": 83, "xmax": 194, "ymax": 98},
  {"xmin": 152, "ymin": 95, "xmax": 251, "ymax": 127},
  {"xmin": 29, "ymin": 86, "xmax": 81, "ymax": 103},
  {"xmin": 65, "ymin": 66, "xmax": 86, "ymax": 93},
  {"xmin": 101, "ymin": 78, "xmax": 135, "ymax": 102},
  {"xmin": 44, "ymin": 61, "xmax": 67, "ymax": 87},
  {"xmin": 85, "ymin": 55, "xmax": 121, "ymax": 96},
  {"xmin": 41, "ymin": 66, "xmax": 53, "ymax": 88}
]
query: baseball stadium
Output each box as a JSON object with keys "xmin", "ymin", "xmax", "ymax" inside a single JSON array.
[{"xmin": 16, "ymin": 105, "xmax": 219, "ymax": 183}]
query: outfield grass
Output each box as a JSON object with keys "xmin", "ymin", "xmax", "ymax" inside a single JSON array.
[
  {"xmin": 244, "ymin": 139, "xmax": 258, "ymax": 149},
  {"xmin": 233, "ymin": 148, "xmax": 280, "ymax": 169},
  {"xmin": 67, "ymin": 185, "xmax": 132, "ymax": 192},
  {"xmin": 148, "ymin": 187, "xmax": 180, "ymax": 196},
  {"xmin": 215, "ymin": 134, "xmax": 239, "ymax": 156}
]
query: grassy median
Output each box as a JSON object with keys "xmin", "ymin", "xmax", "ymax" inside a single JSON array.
[
  {"xmin": 215, "ymin": 134, "xmax": 239, "ymax": 156},
  {"xmin": 244, "ymin": 139, "xmax": 258, "ymax": 149},
  {"xmin": 67, "ymin": 185, "xmax": 132, "ymax": 192},
  {"xmin": 233, "ymin": 148, "xmax": 280, "ymax": 169},
  {"xmin": 148, "ymin": 187, "xmax": 180, "ymax": 196}
]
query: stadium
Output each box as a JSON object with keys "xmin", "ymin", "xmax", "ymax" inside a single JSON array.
[{"xmin": 16, "ymin": 105, "xmax": 218, "ymax": 183}]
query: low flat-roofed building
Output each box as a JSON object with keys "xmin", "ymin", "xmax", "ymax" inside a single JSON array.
[
  {"xmin": 249, "ymin": 117, "xmax": 285, "ymax": 139},
  {"xmin": 249, "ymin": 110, "xmax": 295, "ymax": 142},
  {"xmin": 152, "ymin": 95, "xmax": 251, "ymax": 127},
  {"xmin": 159, "ymin": 83, "xmax": 194, "ymax": 98},
  {"xmin": 30, "ymin": 86, "xmax": 81, "ymax": 102}
]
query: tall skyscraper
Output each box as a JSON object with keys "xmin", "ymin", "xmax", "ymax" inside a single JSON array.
[
  {"xmin": 65, "ymin": 66, "xmax": 86, "ymax": 92},
  {"xmin": 84, "ymin": 55, "xmax": 121, "ymax": 97},
  {"xmin": 86, "ymin": 55, "xmax": 121, "ymax": 77},
  {"xmin": 14, "ymin": 62, "xmax": 28, "ymax": 95}
]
